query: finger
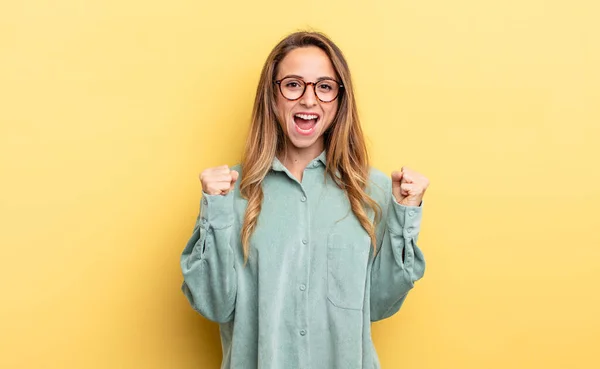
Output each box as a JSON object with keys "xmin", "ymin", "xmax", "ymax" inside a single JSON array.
[
  {"xmin": 211, "ymin": 166, "xmax": 232, "ymax": 176},
  {"xmin": 215, "ymin": 180, "xmax": 235, "ymax": 189},
  {"xmin": 200, "ymin": 166, "xmax": 228, "ymax": 179},
  {"xmin": 207, "ymin": 180, "xmax": 235, "ymax": 194},
  {"xmin": 400, "ymin": 182, "xmax": 416, "ymax": 195},
  {"xmin": 401, "ymin": 171, "xmax": 414, "ymax": 184},
  {"xmin": 210, "ymin": 174, "xmax": 235, "ymax": 182},
  {"xmin": 391, "ymin": 171, "xmax": 403, "ymax": 183}
]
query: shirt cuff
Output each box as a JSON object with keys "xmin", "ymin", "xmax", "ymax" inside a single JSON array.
[
  {"xmin": 387, "ymin": 197, "xmax": 423, "ymax": 237},
  {"xmin": 199, "ymin": 191, "xmax": 235, "ymax": 229}
]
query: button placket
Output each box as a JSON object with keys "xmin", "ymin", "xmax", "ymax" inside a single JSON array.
[{"xmin": 298, "ymin": 186, "xmax": 310, "ymax": 366}]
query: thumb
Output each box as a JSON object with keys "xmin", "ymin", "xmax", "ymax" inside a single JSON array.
[
  {"xmin": 391, "ymin": 171, "xmax": 403, "ymax": 183},
  {"xmin": 229, "ymin": 170, "xmax": 239, "ymax": 191},
  {"xmin": 391, "ymin": 171, "xmax": 404, "ymax": 201}
]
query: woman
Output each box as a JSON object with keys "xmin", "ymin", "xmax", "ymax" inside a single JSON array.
[{"xmin": 181, "ymin": 31, "xmax": 429, "ymax": 369}]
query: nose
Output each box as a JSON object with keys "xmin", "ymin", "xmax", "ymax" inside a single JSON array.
[{"xmin": 300, "ymin": 83, "xmax": 318, "ymax": 107}]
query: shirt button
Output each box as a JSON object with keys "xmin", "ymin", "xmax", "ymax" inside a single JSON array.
[
  {"xmin": 203, "ymin": 198, "xmax": 208, "ymax": 205},
  {"xmin": 406, "ymin": 227, "xmax": 413, "ymax": 234},
  {"xmin": 302, "ymin": 239, "xmax": 308, "ymax": 245},
  {"xmin": 301, "ymin": 196, "xmax": 307, "ymax": 202},
  {"xmin": 408, "ymin": 210, "xmax": 415, "ymax": 217},
  {"xmin": 299, "ymin": 284, "xmax": 306, "ymax": 291},
  {"xmin": 299, "ymin": 329, "xmax": 306, "ymax": 336}
]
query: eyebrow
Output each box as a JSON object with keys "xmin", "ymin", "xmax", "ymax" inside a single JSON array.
[{"xmin": 280, "ymin": 74, "xmax": 337, "ymax": 81}]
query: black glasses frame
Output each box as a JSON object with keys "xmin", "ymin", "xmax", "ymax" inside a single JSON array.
[{"xmin": 274, "ymin": 77, "xmax": 344, "ymax": 103}]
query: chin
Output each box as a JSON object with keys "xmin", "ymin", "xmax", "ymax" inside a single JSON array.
[{"xmin": 290, "ymin": 140, "xmax": 316, "ymax": 149}]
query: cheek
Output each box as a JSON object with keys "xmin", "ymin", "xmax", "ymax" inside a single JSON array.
[
  {"xmin": 276, "ymin": 96, "xmax": 294, "ymax": 121},
  {"xmin": 322, "ymin": 102, "xmax": 339, "ymax": 125},
  {"xmin": 274, "ymin": 97, "xmax": 287, "ymax": 130}
]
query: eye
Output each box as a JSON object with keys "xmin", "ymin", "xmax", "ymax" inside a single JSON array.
[
  {"xmin": 281, "ymin": 78, "xmax": 304, "ymax": 90},
  {"xmin": 318, "ymin": 83, "xmax": 333, "ymax": 91}
]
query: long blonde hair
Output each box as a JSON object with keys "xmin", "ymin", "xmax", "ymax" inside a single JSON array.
[{"xmin": 240, "ymin": 31, "xmax": 381, "ymax": 261}]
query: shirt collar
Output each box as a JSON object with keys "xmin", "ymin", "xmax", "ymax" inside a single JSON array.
[
  {"xmin": 308, "ymin": 150, "xmax": 327, "ymax": 168},
  {"xmin": 271, "ymin": 150, "xmax": 327, "ymax": 171}
]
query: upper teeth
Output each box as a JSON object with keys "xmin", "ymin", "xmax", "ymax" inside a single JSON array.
[{"xmin": 295, "ymin": 114, "xmax": 318, "ymax": 120}]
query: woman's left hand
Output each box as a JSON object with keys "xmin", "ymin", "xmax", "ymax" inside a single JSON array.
[{"xmin": 391, "ymin": 167, "xmax": 430, "ymax": 207}]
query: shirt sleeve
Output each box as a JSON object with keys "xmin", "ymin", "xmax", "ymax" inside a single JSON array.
[
  {"xmin": 180, "ymin": 191, "xmax": 238, "ymax": 323},
  {"xmin": 370, "ymin": 185, "xmax": 426, "ymax": 321}
]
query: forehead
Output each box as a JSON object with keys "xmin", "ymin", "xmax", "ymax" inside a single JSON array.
[{"xmin": 277, "ymin": 46, "xmax": 336, "ymax": 79}]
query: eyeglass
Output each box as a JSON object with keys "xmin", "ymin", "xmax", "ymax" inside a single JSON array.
[{"xmin": 274, "ymin": 77, "xmax": 343, "ymax": 103}]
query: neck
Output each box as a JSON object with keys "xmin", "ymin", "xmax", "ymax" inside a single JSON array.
[{"xmin": 277, "ymin": 138, "xmax": 324, "ymax": 181}]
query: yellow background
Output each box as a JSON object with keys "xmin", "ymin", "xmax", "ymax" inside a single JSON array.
[{"xmin": 1, "ymin": 0, "xmax": 598, "ymax": 368}]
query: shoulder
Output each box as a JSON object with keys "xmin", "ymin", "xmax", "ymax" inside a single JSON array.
[
  {"xmin": 368, "ymin": 166, "xmax": 391, "ymax": 190},
  {"xmin": 231, "ymin": 163, "xmax": 243, "ymax": 191},
  {"xmin": 367, "ymin": 166, "xmax": 392, "ymax": 205},
  {"xmin": 231, "ymin": 163, "xmax": 243, "ymax": 175}
]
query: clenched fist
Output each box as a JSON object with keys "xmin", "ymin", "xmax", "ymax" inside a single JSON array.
[
  {"xmin": 199, "ymin": 166, "xmax": 239, "ymax": 196},
  {"xmin": 391, "ymin": 167, "xmax": 429, "ymax": 207}
]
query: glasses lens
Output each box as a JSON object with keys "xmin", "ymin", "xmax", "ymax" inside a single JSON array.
[
  {"xmin": 315, "ymin": 79, "xmax": 340, "ymax": 102},
  {"xmin": 279, "ymin": 78, "xmax": 305, "ymax": 100}
]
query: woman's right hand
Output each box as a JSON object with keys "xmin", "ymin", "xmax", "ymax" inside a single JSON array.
[{"xmin": 199, "ymin": 166, "xmax": 239, "ymax": 196}]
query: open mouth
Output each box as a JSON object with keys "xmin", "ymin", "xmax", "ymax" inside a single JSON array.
[{"xmin": 293, "ymin": 113, "xmax": 320, "ymax": 135}]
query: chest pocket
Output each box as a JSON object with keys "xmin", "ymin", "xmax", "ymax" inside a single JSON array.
[{"xmin": 327, "ymin": 232, "xmax": 371, "ymax": 310}]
